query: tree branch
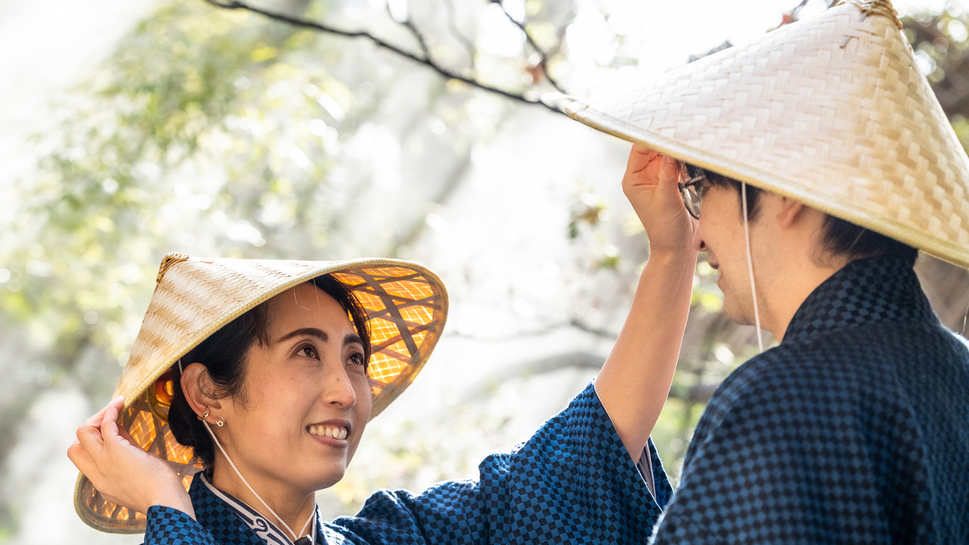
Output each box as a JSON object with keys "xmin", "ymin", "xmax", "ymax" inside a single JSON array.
[
  {"xmin": 203, "ymin": 0, "xmax": 565, "ymax": 116},
  {"xmin": 390, "ymin": 5, "xmax": 431, "ymax": 60},
  {"xmin": 445, "ymin": 0, "xmax": 477, "ymax": 74},
  {"xmin": 495, "ymin": 0, "xmax": 566, "ymax": 94}
]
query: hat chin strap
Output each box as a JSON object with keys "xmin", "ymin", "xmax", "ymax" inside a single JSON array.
[
  {"xmin": 962, "ymin": 298, "xmax": 969, "ymax": 338},
  {"xmin": 742, "ymin": 182, "xmax": 765, "ymax": 353},
  {"xmin": 177, "ymin": 360, "xmax": 315, "ymax": 544}
]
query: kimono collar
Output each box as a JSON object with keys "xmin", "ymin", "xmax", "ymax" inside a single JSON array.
[
  {"xmin": 189, "ymin": 472, "xmax": 321, "ymax": 545},
  {"xmin": 782, "ymin": 255, "xmax": 936, "ymax": 345}
]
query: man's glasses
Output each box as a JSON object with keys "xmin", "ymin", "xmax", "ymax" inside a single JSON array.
[{"xmin": 678, "ymin": 162, "xmax": 707, "ymax": 219}]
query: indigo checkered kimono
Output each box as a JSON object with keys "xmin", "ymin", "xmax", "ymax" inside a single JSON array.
[
  {"xmin": 144, "ymin": 384, "xmax": 671, "ymax": 544},
  {"xmin": 652, "ymin": 255, "xmax": 969, "ymax": 544}
]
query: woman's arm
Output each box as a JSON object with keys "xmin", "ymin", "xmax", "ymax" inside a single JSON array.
[
  {"xmin": 68, "ymin": 395, "xmax": 196, "ymax": 518},
  {"xmin": 594, "ymin": 145, "xmax": 698, "ymax": 462}
]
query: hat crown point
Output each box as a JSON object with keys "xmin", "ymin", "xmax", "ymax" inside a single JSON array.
[
  {"xmin": 843, "ymin": 0, "xmax": 902, "ymax": 29},
  {"xmin": 156, "ymin": 252, "xmax": 190, "ymax": 283}
]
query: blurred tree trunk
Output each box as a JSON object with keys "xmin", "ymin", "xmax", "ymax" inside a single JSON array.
[{"xmin": 904, "ymin": 11, "xmax": 969, "ymax": 333}]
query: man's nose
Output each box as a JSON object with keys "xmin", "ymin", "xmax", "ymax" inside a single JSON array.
[{"xmin": 692, "ymin": 224, "xmax": 707, "ymax": 251}]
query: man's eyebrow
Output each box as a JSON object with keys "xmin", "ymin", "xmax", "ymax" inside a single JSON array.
[{"xmin": 275, "ymin": 328, "xmax": 328, "ymax": 345}]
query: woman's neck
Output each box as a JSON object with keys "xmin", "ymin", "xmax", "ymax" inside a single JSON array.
[{"xmin": 210, "ymin": 460, "xmax": 317, "ymax": 540}]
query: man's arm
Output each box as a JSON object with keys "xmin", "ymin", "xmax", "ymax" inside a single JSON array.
[{"xmin": 595, "ymin": 146, "xmax": 698, "ymax": 462}]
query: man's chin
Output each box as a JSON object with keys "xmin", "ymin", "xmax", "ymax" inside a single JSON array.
[{"xmin": 721, "ymin": 298, "xmax": 754, "ymax": 327}]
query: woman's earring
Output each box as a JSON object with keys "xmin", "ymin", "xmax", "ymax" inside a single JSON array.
[
  {"xmin": 215, "ymin": 416, "xmax": 225, "ymax": 428},
  {"xmin": 198, "ymin": 410, "xmax": 209, "ymax": 421}
]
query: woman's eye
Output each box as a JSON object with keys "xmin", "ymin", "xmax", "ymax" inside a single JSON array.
[
  {"xmin": 348, "ymin": 352, "xmax": 366, "ymax": 367},
  {"xmin": 297, "ymin": 345, "xmax": 319, "ymax": 359}
]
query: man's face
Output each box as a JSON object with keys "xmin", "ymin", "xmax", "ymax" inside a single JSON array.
[{"xmin": 693, "ymin": 184, "xmax": 760, "ymax": 326}]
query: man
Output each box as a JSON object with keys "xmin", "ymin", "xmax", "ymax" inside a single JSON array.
[{"xmin": 565, "ymin": 0, "xmax": 969, "ymax": 542}]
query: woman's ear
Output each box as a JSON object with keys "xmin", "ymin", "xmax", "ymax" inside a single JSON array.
[{"xmin": 180, "ymin": 362, "xmax": 222, "ymax": 418}]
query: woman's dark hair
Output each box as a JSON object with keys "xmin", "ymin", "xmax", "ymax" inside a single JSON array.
[
  {"xmin": 168, "ymin": 274, "xmax": 371, "ymax": 467},
  {"xmin": 689, "ymin": 164, "xmax": 918, "ymax": 265}
]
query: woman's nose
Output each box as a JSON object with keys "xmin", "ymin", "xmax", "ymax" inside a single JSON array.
[{"xmin": 325, "ymin": 366, "xmax": 357, "ymax": 408}]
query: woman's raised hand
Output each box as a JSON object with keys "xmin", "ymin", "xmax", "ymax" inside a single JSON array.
[
  {"xmin": 621, "ymin": 144, "xmax": 698, "ymax": 256},
  {"xmin": 68, "ymin": 396, "xmax": 196, "ymax": 519}
]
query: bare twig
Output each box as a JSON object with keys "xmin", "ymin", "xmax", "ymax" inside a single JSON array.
[
  {"xmin": 775, "ymin": 0, "xmax": 839, "ymax": 28},
  {"xmin": 446, "ymin": 317, "xmax": 618, "ymax": 343},
  {"xmin": 390, "ymin": 5, "xmax": 431, "ymax": 60},
  {"xmin": 445, "ymin": 0, "xmax": 477, "ymax": 74},
  {"xmin": 494, "ymin": 0, "xmax": 566, "ymax": 93},
  {"xmin": 203, "ymin": 0, "xmax": 565, "ymax": 115}
]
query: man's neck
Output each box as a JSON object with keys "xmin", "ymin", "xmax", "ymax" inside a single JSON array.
[{"xmin": 766, "ymin": 256, "xmax": 850, "ymax": 343}]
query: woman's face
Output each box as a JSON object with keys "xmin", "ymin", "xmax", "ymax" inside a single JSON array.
[{"xmin": 213, "ymin": 282, "xmax": 372, "ymax": 495}]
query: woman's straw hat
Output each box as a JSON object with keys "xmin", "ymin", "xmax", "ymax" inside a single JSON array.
[
  {"xmin": 562, "ymin": 0, "xmax": 969, "ymax": 269},
  {"xmin": 74, "ymin": 253, "xmax": 448, "ymax": 533}
]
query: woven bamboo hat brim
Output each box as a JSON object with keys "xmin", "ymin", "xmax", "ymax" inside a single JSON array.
[
  {"xmin": 562, "ymin": 0, "xmax": 969, "ymax": 269},
  {"xmin": 74, "ymin": 253, "xmax": 448, "ymax": 533}
]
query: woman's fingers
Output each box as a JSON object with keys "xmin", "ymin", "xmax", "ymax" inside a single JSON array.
[
  {"xmin": 82, "ymin": 403, "xmax": 110, "ymax": 429},
  {"xmin": 99, "ymin": 397, "xmax": 123, "ymax": 440},
  {"xmin": 76, "ymin": 420, "xmax": 105, "ymax": 454},
  {"xmin": 117, "ymin": 425, "xmax": 136, "ymax": 444},
  {"xmin": 68, "ymin": 437, "xmax": 108, "ymax": 494}
]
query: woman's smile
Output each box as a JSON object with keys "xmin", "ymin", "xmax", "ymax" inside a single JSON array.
[
  {"xmin": 208, "ymin": 281, "xmax": 373, "ymax": 501},
  {"xmin": 307, "ymin": 420, "xmax": 351, "ymax": 443}
]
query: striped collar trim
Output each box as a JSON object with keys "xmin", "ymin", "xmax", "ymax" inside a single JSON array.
[{"xmin": 198, "ymin": 472, "xmax": 317, "ymax": 545}]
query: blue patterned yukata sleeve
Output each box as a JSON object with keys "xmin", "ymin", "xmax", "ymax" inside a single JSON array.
[
  {"xmin": 142, "ymin": 382, "xmax": 669, "ymax": 545},
  {"xmin": 145, "ymin": 506, "xmax": 217, "ymax": 545},
  {"xmin": 330, "ymin": 382, "xmax": 669, "ymax": 544}
]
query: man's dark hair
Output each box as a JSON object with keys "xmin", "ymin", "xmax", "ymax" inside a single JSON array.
[
  {"xmin": 690, "ymin": 164, "xmax": 918, "ymax": 265},
  {"xmin": 167, "ymin": 274, "xmax": 371, "ymax": 467}
]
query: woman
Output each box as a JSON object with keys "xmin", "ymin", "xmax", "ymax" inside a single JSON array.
[{"xmin": 69, "ymin": 146, "xmax": 697, "ymax": 544}]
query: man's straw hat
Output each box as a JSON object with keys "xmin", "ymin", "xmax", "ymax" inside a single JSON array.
[
  {"xmin": 563, "ymin": 0, "xmax": 969, "ymax": 269},
  {"xmin": 74, "ymin": 253, "xmax": 448, "ymax": 533}
]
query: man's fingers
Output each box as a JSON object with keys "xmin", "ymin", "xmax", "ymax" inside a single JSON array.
[
  {"xmin": 631, "ymin": 143, "xmax": 658, "ymax": 158},
  {"xmin": 627, "ymin": 145, "xmax": 660, "ymax": 174},
  {"xmin": 659, "ymin": 155, "xmax": 679, "ymax": 182}
]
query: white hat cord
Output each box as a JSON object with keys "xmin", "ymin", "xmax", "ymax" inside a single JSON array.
[
  {"xmin": 742, "ymin": 182, "xmax": 765, "ymax": 353},
  {"xmin": 962, "ymin": 298, "xmax": 968, "ymax": 337},
  {"xmin": 179, "ymin": 360, "xmax": 316, "ymax": 545}
]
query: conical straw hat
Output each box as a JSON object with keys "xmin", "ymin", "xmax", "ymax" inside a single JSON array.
[
  {"xmin": 74, "ymin": 253, "xmax": 448, "ymax": 533},
  {"xmin": 563, "ymin": 0, "xmax": 969, "ymax": 269}
]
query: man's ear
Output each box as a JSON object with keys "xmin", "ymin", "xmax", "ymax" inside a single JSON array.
[
  {"xmin": 776, "ymin": 196, "xmax": 806, "ymax": 228},
  {"xmin": 180, "ymin": 362, "xmax": 222, "ymax": 417}
]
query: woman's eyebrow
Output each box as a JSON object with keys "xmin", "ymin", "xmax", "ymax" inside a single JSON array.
[
  {"xmin": 344, "ymin": 333, "xmax": 364, "ymax": 347},
  {"xmin": 275, "ymin": 328, "xmax": 328, "ymax": 344}
]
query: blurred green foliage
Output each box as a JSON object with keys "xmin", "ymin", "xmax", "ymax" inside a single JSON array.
[{"xmin": 1, "ymin": 0, "xmax": 968, "ymax": 534}]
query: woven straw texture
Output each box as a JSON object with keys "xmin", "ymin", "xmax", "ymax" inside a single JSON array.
[
  {"xmin": 74, "ymin": 254, "xmax": 448, "ymax": 533},
  {"xmin": 565, "ymin": 0, "xmax": 969, "ymax": 269}
]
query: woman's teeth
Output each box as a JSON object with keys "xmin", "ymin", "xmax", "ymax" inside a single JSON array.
[{"xmin": 308, "ymin": 425, "xmax": 347, "ymax": 440}]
